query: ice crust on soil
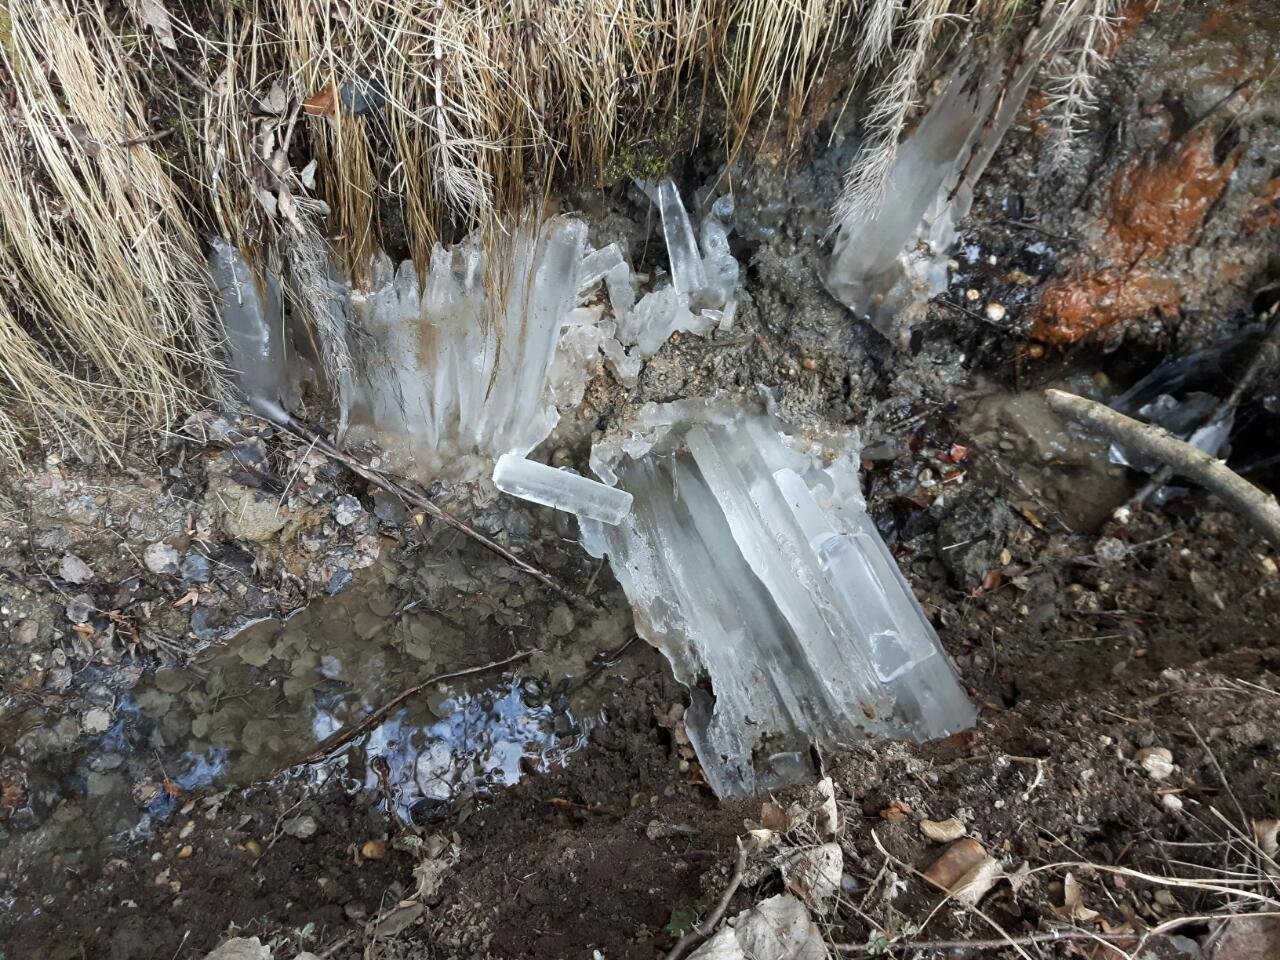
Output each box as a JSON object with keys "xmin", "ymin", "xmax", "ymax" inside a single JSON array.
[{"xmin": 578, "ymin": 399, "xmax": 977, "ymax": 796}]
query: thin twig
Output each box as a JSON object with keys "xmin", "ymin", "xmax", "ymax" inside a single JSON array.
[
  {"xmin": 665, "ymin": 836, "xmax": 760, "ymax": 960},
  {"xmin": 271, "ymin": 412, "xmax": 594, "ymax": 610},
  {"xmin": 292, "ymin": 649, "xmax": 535, "ymax": 767},
  {"xmin": 1046, "ymin": 390, "xmax": 1280, "ymax": 549}
]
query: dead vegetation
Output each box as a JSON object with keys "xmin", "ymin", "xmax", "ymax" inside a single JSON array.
[{"xmin": 0, "ymin": 0, "xmax": 1118, "ymax": 463}]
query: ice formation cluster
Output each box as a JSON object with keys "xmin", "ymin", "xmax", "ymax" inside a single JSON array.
[
  {"xmin": 216, "ymin": 176, "xmax": 975, "ymax": 798},
  {"xmin": 214, "ymin": 180, "xmax": 735, "ymax": 481},
  {"xmin": 578, "ymin": 400, "xmax": 976, "ymax": 795}
]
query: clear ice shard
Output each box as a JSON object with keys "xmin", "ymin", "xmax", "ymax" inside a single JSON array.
[
  {"xmin": 209, "ymin": 238, "xmax": 298, "ymax": 415},
  {"xmin": 826, "ymin": 46, "xmax": 1049, "ymax": 344},
  {"xmin": 579, "ymin": 399, "xmax": 976, "ymax": 796},
  {"xmin": 493, "ymin": 453, "xmax": 633, "ymax": 525},
  {"xmin": 215, "ymin": 215, "xmax": 611, "ymax": 482},
  {"xmin": 617, "ymin": 179, "xmax": 740, "ymax": 356}
]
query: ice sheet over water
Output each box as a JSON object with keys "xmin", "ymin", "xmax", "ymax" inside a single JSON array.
[{"xmin": 579, "ymin": 399, "xmax": 976, "ymax": 796}]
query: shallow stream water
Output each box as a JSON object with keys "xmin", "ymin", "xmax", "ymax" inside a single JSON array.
[{"xmin": 0, "ymin": 537, "xmax": 629, "ymax": 914}]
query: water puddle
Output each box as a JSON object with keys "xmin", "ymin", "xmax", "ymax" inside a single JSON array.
[{"xmin": 1, "ymin": 544, "xmax": 625, "ymax": 906}]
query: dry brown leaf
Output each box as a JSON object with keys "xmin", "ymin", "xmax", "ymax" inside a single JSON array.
[
  {"xmin": 760, "ymin": 801, "xmax": 791, "ymax": 833},
  {"xmin": 920, "ymin": 817, "xmax": 966, "ymax": 843},
  {"xmin": 1053, "ymin": 872, "xmax": 1100, "ymax": 922},
  {"xmin": 303, "ymin": 85, "xmax": 337, "ymax": 118},
  {"xmin": 922, "ymin": 838, "xmax": 989, "ymax": 891},
  {"xmin": 950, "ymin": 856, "xmax": 1004, "ymax": 906},
  {"xmin": 879, "ymin": 800, "xmax": 911, "ymax": 823}
]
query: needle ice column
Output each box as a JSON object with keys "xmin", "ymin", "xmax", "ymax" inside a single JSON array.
[
  {"xmin": 493, "ymin": 453, "xmax": 633, "ymax": 525},
  {"xmin": 579, "ymin": 401, "xmax": 975, "ymax": 796},
  {"xmin": 345, "ymin": 217, "xmax": 593, "ymax": 480},
  {"xmin": 209, "ymin": 238, "xmax": 297, "ymax": 415},
  {"xmin": 827, "ymin": 40, "xmax": 1051, "ymax": 344}
]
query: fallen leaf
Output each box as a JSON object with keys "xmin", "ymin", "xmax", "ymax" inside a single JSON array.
[
  {"xmin": 174, "ymin": 589, "xmax": 200, "ymax": 608},
  {"xmin": 688, "ymin": 894, "xmax": 828, "ymax": 960},
  {"xmin": 950, "ymin": 856, "xmax": 1004, "ymax": 906},
  {"xmin": 300, "ymin": 159, "xmax": 318, "ymax": 190},
  {"xmin": 760, "ymin": 801, "xmax": 791, "ymax": 833},
  {"xmin": 1053, "ymin": 872, "xmax": 1100, "ymax": 922},
  {"xmin": 367, "ymin": 901, "xmax": 423, "ymax": 939},
  {"xmin": 259, "ymin": 82, "xmax": 287, "ymax": 115},
  {"xmin": 920, "ymin": 818, "xmax": 966, "ymax": 843},
  {"xmin": 1252, "ymin": 819, "xmax": 1279, "ymax": 859},
  {"xmin": 303, "ymin": 85, "xmax": 337, "ymax": 118},
  {"xmin": 780, "ymin": 842, "xmax": 843, "ymax": 910},
  {"xmin": 922, "ymin": 838, "xmax": 989, "ymax": 892},
  {"xmin": 134, "ymin": 0, "xmax": 177, "ymax": 50},
  {"xmin": 879, "ymin": 800, "xmax": 911, "ymax": 823}
]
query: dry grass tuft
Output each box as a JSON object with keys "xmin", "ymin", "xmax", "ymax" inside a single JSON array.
[{"xmin": 0, "ymin": 0, "xmax": 221, "ymax": 463}]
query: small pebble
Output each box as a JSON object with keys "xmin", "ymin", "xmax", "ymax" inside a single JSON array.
[
  {"xmin": 177, "ymin": 845, "xmax": 194, "ymax": 859},
  {"xmin": 282, "ymin": 815, "xmax": 318, "ymax": 840},
  {"xmin": 1161, "ymin": 794, "xmax": 1183, "ymax": 813},
  {"xmin": 180, "ymin": 553, "xmax": 211, "ymax": 583},
  {"xmin": 66, "ymin": 594, "xmax": 95, "ymax": 624},
  {"xmin": 144, "ymin": 542, "xmax": 180, "ymax": 576},
  {"xmin": 59, "ymin": 554, "xmax": 94, "ymax": 585},
  {"xmin": 82, "ymin": 707, "xmax": 112, "ymax": 734},
  {"xmin": 333, "ymin": 495, "xmax": 361, "ymax": 526},
  {"xmin": 361, "ymin": 839, "xmax": 388, "ymax": 860},
  {"xmin": 242, "ymin": 839, "xmax": 263, "ymax": 857},
  {"xmin": 965, "ymin": 288, "xmax": 981, "ymax": 302},
  {"xmin": 984, "ymin": 302, "xmax": 1006, "ymax": 322}
]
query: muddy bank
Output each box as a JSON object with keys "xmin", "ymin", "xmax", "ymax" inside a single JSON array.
[{"xmin": 3, "ymin": 0, "xmax": 1280, "ymax": 956}]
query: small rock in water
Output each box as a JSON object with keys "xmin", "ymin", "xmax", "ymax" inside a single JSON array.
[
  {"xmin": 326, "ymin": 568, "xmax": 353, "ymax": 595},
  {"xmin": 332, "ymin": 494, "xmax": 361, "ymax": 526},
  {"xmin": 282, "ymin": 815, "xmax": 318, "ymax": 839},
  {"xmin": 82, "ymin": 707, "xmax": 113, "ymax": 734},
  {"xmin": 181, "ymin": 553, "xmax": 212, "ymax": 583},
  {"xmin": 144, "ymin": 542, "xmax": 180, "ymax": 575},
  {"xmin": 59, "ymin": 553, "xmax": 94, "ymax": 584},
  {"xmin": 66, "ymin": 594, "xmax": 95, "ymax": 624}
]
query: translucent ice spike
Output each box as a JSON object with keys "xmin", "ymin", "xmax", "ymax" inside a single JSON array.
[{"xmin": 494, "ymin": 453, "xmax": 633, "ymax": 525}]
